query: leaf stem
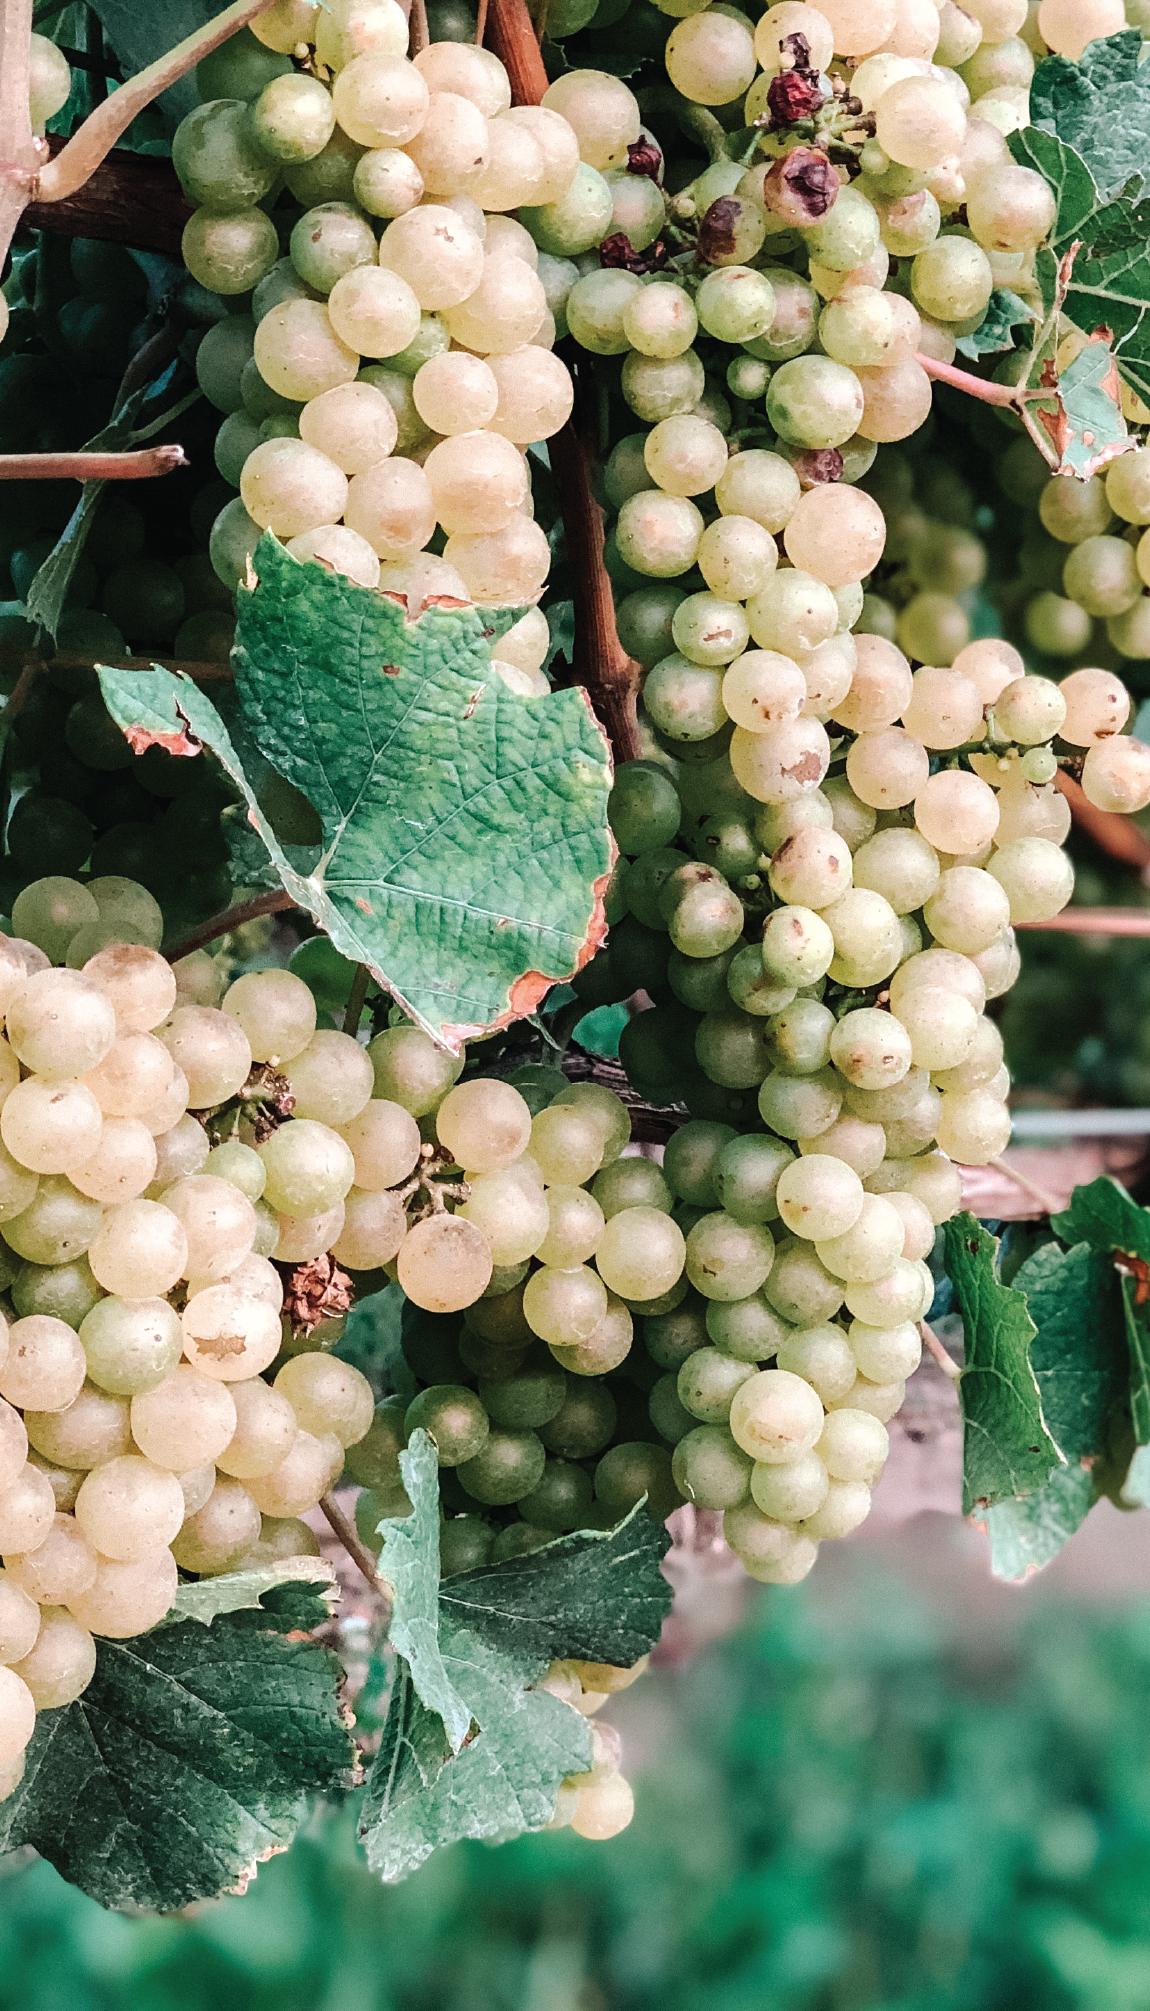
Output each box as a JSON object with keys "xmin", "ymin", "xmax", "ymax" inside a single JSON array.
[
  {"xmin": 164, "ymin": 890, "xmax": 295, "ymax": 963},
  {"xmin": 919, "ymin": 1320, "xmax": 962, "ymax": 1381},
  {"xmin": 343, "ymin": 963, "xmax": 370, "ymax": 1038},
  {"xmin": 35, "ymin": 0, "xmax": 279, "ymax": 206},
  {"xmin": 1015, "ymin": 908, "xmax": 1150, "ymax": 935},
  {"xmin": 319, "ymin": 1492, "xmax": 391, "ymax": 1602},
  {"xmin": 0, "ymin": 0, "xmax": 39, "ymax": 277},
  {"xmin": 0, "ymin": 444, "xmax": 189, "ymax": 481},
  {"xmin": 988, "ymin": 1155, "xmax": 1063, "ymax": 1216},
  {"xmin": 1054, "ymin": 768, "xmax": 1150, "ymax": 874},
  {"xmin": 914, "ymin": 352, "xmax": 1032, "ymax": 410}
]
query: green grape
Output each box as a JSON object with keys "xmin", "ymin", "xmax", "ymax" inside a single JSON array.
[
  {"xmin": 439, "ymin": 1515, "xmax": 495, "ymax": 1575},
  {"xmin": 196, "ymin": 24, "xmax": 291, "ymax": 100},
  {"xmin": 668, "ymin": 942, "xmax": 741, "ymax": 1014},
  {"xmin": 593, "ymin": 1441, "xmax": 681, "ymax": 1519},
  {"xmin": 695, "ymin": 1006, "xmax": 772, "ymax": 1089},
  {"xmin": 643, "ymin": 1294, "xmax": 708, "ymax": 1372},
  {"xmin": 616, "ymin": 492, "xmax": 703, "ymax": 578},
  {"xmin": 663, "ymin": 1120, "xmax": 735, "ymax": 1207},
  {"xmin": 248, "ymin": 72, "xmax": 336, "ymax": 163},
  {"xmin": 12, "ymin": 1257, "xmax": 102, "ymax": 1330},
  {"xmin": 196, "ymin": 315, "xmax": 257, "ymax": 413},
  {"xmin": 712, "ymin": 1134, "xmax": 794, "ymax": 1226},
  {"xmin": 766, "ymin": 356, "xmax": 865, "ymax": 450},
  {"xmin": 284, "ymin": 126, "xmax": 367, "ymax": 206},
  {"xmin": 78, "ymin": 1296, "xmax": 183, "ymax": 1396},
  {"xmin": 705, "ymin": 1292, "xmax": 791, "ymax": 1363},
  {"xmin": 404, "ymin": 1386, "xmax": 489, "ymax": 1466},
  {"xmin": 592, "ymin": 1158, "xmax": 672, "ymax": 1219},
  {"xmin": 567, "ymin": 269, "xmax": 644, "ymax": 355},
  {"xmin": 458, "ymin": 1427, "xmax": 547, "ymax": 1505},
  {"xmin": 368, "ymin": 1024, "xmax": 462, "ymax": 1115},
  {"xmin": 344, "ymin": 1397, "xmax": 409, "ymax": 1489},
  {"xmin": 609, "ymin": 761, "xmax": 682, "ymax": 855},
  {"xmin": 743, "ymin": 267, "xmax": 819, "ymax": 362},
  {"xmin": 620, "ymin": 348, "xmax": 706, "ymax": 424},
  {"xmin": 518, "ymin": 1457, "xmax": 595, "ymax": 1532},
  {"xmin": 696, "ymin": 266, "xmax": 776, "ymax": 344},
  {"xmin": 685, "ymin": 1212, "xmax": 775, "ymax": 1302},
  {"xmin": 479, "ymin": 1348, "xmax": 566, "ymax": 1428},
  {"xmin": 289, "ymin": 202, "xmax": 378, "ymax": 294},
  {"xmin": 649, "ymin": 1374, "xmax": 696, "ymax": 1446},
  {"xmin": 173, "ymin": 100, "xmax": 279, "ymax": 209},
  {"xmin": 539, "ymin": 1379, "xmax": 616, "ymax": 1458},
  {"xmin": 726, "ymin": 354, "xmax": 771, "ymax": 401},
  {"xmin": 672, "ymin": 1424, "xmax": 753, "ymax": 1508},
  {"xmin": 521, "ymin": 163, "xmax": 614, "ymax": 255},
  {"xmin": 726, "ymin": 944, "xmax": 795, "ymax": 1018},
  {"xmin": 677, "ymin": 1343, "xmax": 755, "ymax": 1423}
]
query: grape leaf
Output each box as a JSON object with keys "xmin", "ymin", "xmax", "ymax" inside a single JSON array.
[
  {"xmin": 97, "ymin": 536, "xmax": 614, "ymax": 1051},
  {"xmin": 0, "ymin": 1585, "xmax": 354, "ymax": 1912},
  {"xmin": 1012, "ymin": 1240, "xmax": 1128, "ymax": 1463},
  {"xmin": 1035, "ymin": 331, "xmax": 1131, "ymax": 480},
  {"xmin": 1027, "ymin": 29, "xmax": 1150, "ymax": 204},
  {"xmin": 374, "ymin": 1431, "xmax": 472, "ymax": 1754},
  {"xmin": 1051, "ymin": 1176, "xmax": 1150, "ymax": 1267},
  {"xmin": 360, "ymin": 1433, "xmax": 673, "ymax": 1880},
  {"xmin": 1120, "ymin": 1274, "xmax": 1150, "ymax": 1446},
  {"xmin": 164, "ymin": 1557, "xmax": 336, "ymax": 1627},
  {"xmin": 955, "ymin": 288, "xmax": 1036, "ymax": 359},
  {"xmin": 1010, "ymin": 126, "xmax": 1150, "ymax": 405},
  {"xmin": 983, "ymin": 1462, "xmax": 1095, "ymax": 1583},
  {"xmin": 944, "ymin": 1214, "xmax": 1062, "ymax": 1514}
]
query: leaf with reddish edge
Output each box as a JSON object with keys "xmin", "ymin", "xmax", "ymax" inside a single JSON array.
[
  {"xmin": 1036, "ymin": 325, "xmax": 1132, "ymax": 480},
  {"xmin": 96, "ymin": 535, "xmax": 614, "ymax": 1052}
]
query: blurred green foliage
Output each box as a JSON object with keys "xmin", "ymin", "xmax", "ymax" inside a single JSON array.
[{"xmin": 5, "ymin": 1564, "xmax": 1150, "ymax": 2009}]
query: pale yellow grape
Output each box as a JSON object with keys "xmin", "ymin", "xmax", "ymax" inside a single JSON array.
[
  {"xmin": 730, "ymin": 718, "xmax": 831, "ymax": 805},
  {"xmin": 801, "ymin": 635, "xmax": 856, "ymax": 719},
  {"xmin": 216, "ymin": 1380, "xmax": 298, "ymax": 1481},
  {"xmin": 271, "ymin": 1355, "xmax": 373, "ymax": 1448},
  {"xmin": 986, "ymin": 836, "xmax": 1074, "ymax": 922},
  {"xmin": 180, "ymin": 1287, "xmax": 281, "ymax": 1381},
  {"xmin": 798, "ymin": 1477, "xmax": 870, "ymax": 1540},
  {"xmin": 749, "ymin": 1448, "xmax": 829, "ymax": 1522},
  {"xmin": 159, "ymin": 1005, "xmax": 252, "ymax": 1108},
  {"xmin": 471, "ymin": 120, "xmax": 548, "ymax": 211},
  {"xmin": 541, "ymin": 71, "xmax": 639, "ymax": 173},
  {"xmin": 799, "ymin": 1114, "xmax": 885, "ymax": 1180},
  {"xmin": 413, "ymin": 40, "xmax": 510, "ymax": 116},
  {"xmin": 0, "ymin": 1463, "xmax": 55, "ymax": 1555},
  {"xmin": 1106, "ymin": 448, "xmax": 1150, "ymax": 526},
  {"xmin": 247, "ymin": 1429, "xmax": 343, "ymax": 1516},
  {"xmin": 444, "ymin": 516, "xmax": 550, "ymax": 602},
  {"xmin": 130, "ymin": 1364, "xmax": 237, "ymax": 1470},
  {"xmin": 527, "ymin": 1104, "xmax": 604, "ymax": 1187},
  {"xmin": 354, "ymin": 145, "xmax": 424, "ymax": 217},
  {"xmin": 458, "ymin": 1169, "xmax": 548, "ymax": 1267},
  {"xmin": 160, "ymin": 1175, "xmax": 256, "ymax": 1282},
  {"xmin": 285, "ymin": 524, "xmax": 380, "ymax": 586},
  {"xmin": 87, "ymin": 1201, "xmax": 187, "ymax": 1299},
  {"xmin": 327, "ymin": 264, "xmax": 420, "ymax": 357},
  {"xmin": 332, "ymin": 52, "xmax": 428, "ymax": 144},
  {"xmin": 531, "ymin": 1186, "xmax": 603, "ymax": 1271},
  {"xmin": 844, "ymin": 727, "xmax": 929, "ymax": 810},
  {"xmin": 485, "ymin": 347, "xmax": 573, "ymax": 445},
  {"xmin": 240, "ymin": 438, "xmax": 349, "ymax": 538},
  {"xmin": 377, "ymin": 204, "xmax": 485, "ymax": 308},
  {"xmin": 443, "ymin": 256, "xmax": 547, "ymax": 354},
  {"xmin": 274, "ymin": 1202, "xmax": 345, "ymax": 1262},
  {"xmin": 6, "ymin": 970, "xmax": 115, "ymax": 1081},
  {"xmin": 849, "ymin": 827, "xmax": 940, "ymax": 914},
  {"xmin": 398, "ymin": 1214, "xmax": 492, "ymax": 1311},
  {"xmin": 150, "ymin": 1114, "xmax": 210, "ymax": 1192},
  {"xmin": 935, "ymin": 1086, "xmax": 1012, "ymax": 1163},
  {"xmin": 697, "ymin": 518, "xmax": 777, "ymax": 602},
  {"xmin": 1, "ymin": 1080, "xmax": 103, "ymax": 1177},
  {"xmin": 434, "ymin": 1078, "xmax": 531, "ymax": 1173},
  {"xmin": 412, "ymin": 352, "xmax": 497, "ymax": 435},
  {"xmin": 820, "ymin": 887, "xmax": 903, "ymax": 987},
  {"xmin": 773, "ymin": 1323, "xmax": 854, "ymax": 1404},
  {"xmin": 889, "ymin": 985, "xmax": 977, "ymax": 1070},
  {"xmin": 69, "ymin": 1117, "xmax": 157, "ymax": 1206},
  {"xmin": 615, "ymin": 491, "xmax": 703, "ymax": 577},
  {"xmin": 590, "ymin": 1207, "xmax": 685, "ymax": 1304},
  {"xmin": 875, "ymin": 74, "xmax": 965, "ymax": 170},
  {"xmin": 923, "ymin": 865, "xmax": 1011, "ymax": 955},
  {"xmin": 1037, "ymin": 0, "xmax": 1123, "ymax": 57},
  {"xmin": 854, "ymin": 363, "xmax": 934, "ymax": 451},
  {"xmin": 0, "ymin": 1667, "xmax": 35, "ymax": 1764},
  {"xmin": 330, "ymin": 1188, "xmax": 405, "ymax": 1268},
  {"xmin": 754, "ymin": 2, "xmax": 834, "ymax": 70},
  {"xmin": 298, "ymin": 383, "xmax": 396, "ymax": 474},
  {"xmin": 782, "ymin": 486, "xmax": 886, "ymax": 590},
  {"xmin": 0, "ymin": 1571, "xmax": 44, "ymax": 1654},
  {"xmin": 0, "ymin": 1315, "xmax": 84, "ymax": 1413},
  {"xmin": 66, "ymin": 1547, "xmax": 178, "ymax": 1638},
  {"xmin": 345, "ymin": 456, "xmax": 436, "ymax": 557},
  {"xmin": 889, "ymin": 946, "xmax": 986, "ymax": 1015},
  {"xmin": 728, "ymin": 1367, "xmax": 825, "ymax": 1464},
  {"xmin": 177, "ymin": 1464, "xmax": 216, "ymax": 1515},
  {"xmin": 488, "ymin": 607, "xmax": 550, "ymax": 675},
  {"xmin": 815, "ymin": 1405, "xmax": 888, "ymax": 1484},
  {"xmin": 844, "ymin": 1257, "xmax": 931, "ymax": 1328},
  {"xmin": 993, "ymin": 674, "xmax": 1066, "ymax": 746},
  {"xmin": 139, "ymin": 1064, "xmax": 193, "ymax": 1142},
  {"xmin": 337, "ymin": 1099, "xmax": 420, "ymax": 1192},
  {"xmin": 498, "ymin": 104, "xmax": 578, "ymax": 204},
  {"xmin": 254, "ymin": 299, "xmax": 359, "ymax": 401},
  {"xmin": 828, "ymin": 1009, "xmax": 913, "ymax": 1093},
  {"xmin": 898, "ymin": 666, "xmax": 982, "ymax": 752},
  {"xmin": 72, "ymin": 1454, "xmax": 184, "ymax": 1563},
  {"xmin": 424, "ymin": 430, "xmax": 528, "ymax": 533},
  {"xmin": 404, "ymin": 90, "xmax": 490, "ymax": 198},
  {"xmin": 721, "ymin": 651, "xmax": 806, "ymax": 733},
  {"xmin": 775, "ymin": 1154, "xmax": 864, "ymax": 1243},
  {"xmin": 24, "ymin": 1385, "xmax": 130, "ymax": 1470},
  {"xmin": 622, "ymin": 282, "xmax": 696, "ymax": 360},
  {"xmin": 0, "ymin": 949, "xmax": 28, "ymax": 1024},
  {"xmin": 830, "ymin": 635, "xmax": 912, "ymax": 736},
  {"xmin": 849, "ymin": 1316, "xmax": 922, "ymax": 1383},
  {"xmin": 252, "ymin": 0, "xmax": 320, "ymax": 53},
  {"xmin": 315, "ymin": 0, "xmax": 407, "ymax": 66},
  {"xmin": 1081, "ymin": 737, "xmax": 1150, "ymax": 815},
  {"xmin": 641, "ymin": 416, "xmax": 725, "ymax": 500},
  {"xmin": 912, "ymin": 769, "xmax": 999, "ymax": 854},
  {"xmin": 172, "ymin": 1477, "xmax": 262, "ymax": 1575},
  {"xmin": 1057, "ymin": 667, "xmax": 1131, "ymax": 747},
  {"xmin": 746, "ymin": 570, "xmax": 839, "ymax": 657}
]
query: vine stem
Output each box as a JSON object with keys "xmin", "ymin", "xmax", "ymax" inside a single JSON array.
[
  {"xmin": 1016, "ymin": 909, "xmax": 1150, "ymax": 935},
  {"xmin": 319, "ymin": 1493, "xmax": 391, "ymax": 1603},
  {"xmin": 919, "ymin": 1321, "xmax": 962, "ymax": 1381},
  {"xmin": 19, "ymin": 648, "xmax": 232, "ymax": 684},
  {"xmin": 988, "ymin": 1156, "xmax": 1063, "ymax": 1216},
  {"xmin": 1054, "ymin": 768, "xmax": 1150, "ymax": 874},
  {"xmin": 0, "ymin": 445, "xmax": 188, "ymax": 481},
  {"xmin": 483, "ymin": 0, "xmax": 640, "ymax": 766},
  {"xmin": 343, "ymin": 963, "xmax": 370, "ymax": 1038},
  {"xmin": 915, "ymin": 351, "xmax": 1042, "ymax": 412},
  {"xmin": 164, "ymin": 890, "xmax": 295, "ymax": 963}
]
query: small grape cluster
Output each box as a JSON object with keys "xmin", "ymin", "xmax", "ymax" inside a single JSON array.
[{"xmin": 182, "ymin": 0, "xmax": 601, "ymax": 636}]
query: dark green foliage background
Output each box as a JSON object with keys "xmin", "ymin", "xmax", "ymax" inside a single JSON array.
[{"xmin": 0, "ymin": 1558, "xmax": 1147, "ymax": 2011}]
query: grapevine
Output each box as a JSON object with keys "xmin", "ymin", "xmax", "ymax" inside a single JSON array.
[{"xmin": 0, "ymin": 0, "xmax": 1149, "ymax": 1914}]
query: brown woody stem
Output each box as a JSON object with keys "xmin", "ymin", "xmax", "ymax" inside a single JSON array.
[
  {"xmin": 485, "ymin": 0, "xmax": 548, "ymax": 101},
  {"xmin": 319, "ymin": 1493, "xmax": 391, "ymax": 1602},
  {"xmin": 19, "ymin": 649, "xmax": 232, "ymax": 685},
  {"xmin": 0, "ymin": 445, "xmax": 188, "ymax": 481},
  {"xmin": 24, "ymin": 138, "xmax": 191, "ymax": 255},
  {"xmin": 165, "ymin": 890, "xmax": 295, "ymax": 963}
]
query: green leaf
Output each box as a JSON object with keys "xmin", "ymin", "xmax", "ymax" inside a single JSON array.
[
  {"xmin": 1010, "ymin": 127, "xmax": 1150, "ymax": 405},
  {"xmin": 164, "ymin": 1558, "xmax": 336, "ymax": 1627},
  {"xmin": 983, "ymin": 1462, "xmax": 1095, "ymax": 1583},
  {"xmin": 1118, "ymin": 1438, "xmax": 1150, "ymax": 1506},
  {"xmin": 1040, "ymin": 330, "xmax": 1131, "ymax": 479},
  {"xmin": 363, "ymin": 1646, "xmax": 590, "ymax": 1884},
  {"xmin": 360, "ymin": 1502, "xmax": 673, "ymax": 1880},
  {"xmin": 955, "ymin": 288, "xmax": 1036, "ymax": 359},
  {"xmin": 1027, "ymin": 29, "xmax": 1150, "ymax": 204},
  {"xmin": 1012, "ymin": 1240, "xmax": 1128, "ymax": 1462},
  {"xmin": 0, "ymin": 1588, "xmax": 354, "ymax": 1911},
  {"xmin": 1120, "ymin": 1272, "xmax": 1150, "ymax": 1444},
  {"xmin": 374, "ymin": 1430, "xmax": 472, "ymax": 1753},
  {"xmin": 945, "ymin": 1214, "xmax": 1062, "ymax": 1514},
  {"xmin": 1051, "ymin": 1175, "xmax": 1150, "ymax": 1266},
  {"xmin": 98, "ymin": 537, "xmax": 614, "ymax": 1050}
]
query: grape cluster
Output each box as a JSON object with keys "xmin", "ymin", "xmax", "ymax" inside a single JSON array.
[{"xmin": 180, "ymin": 0, "xmax": 600, "ymax": 639}]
